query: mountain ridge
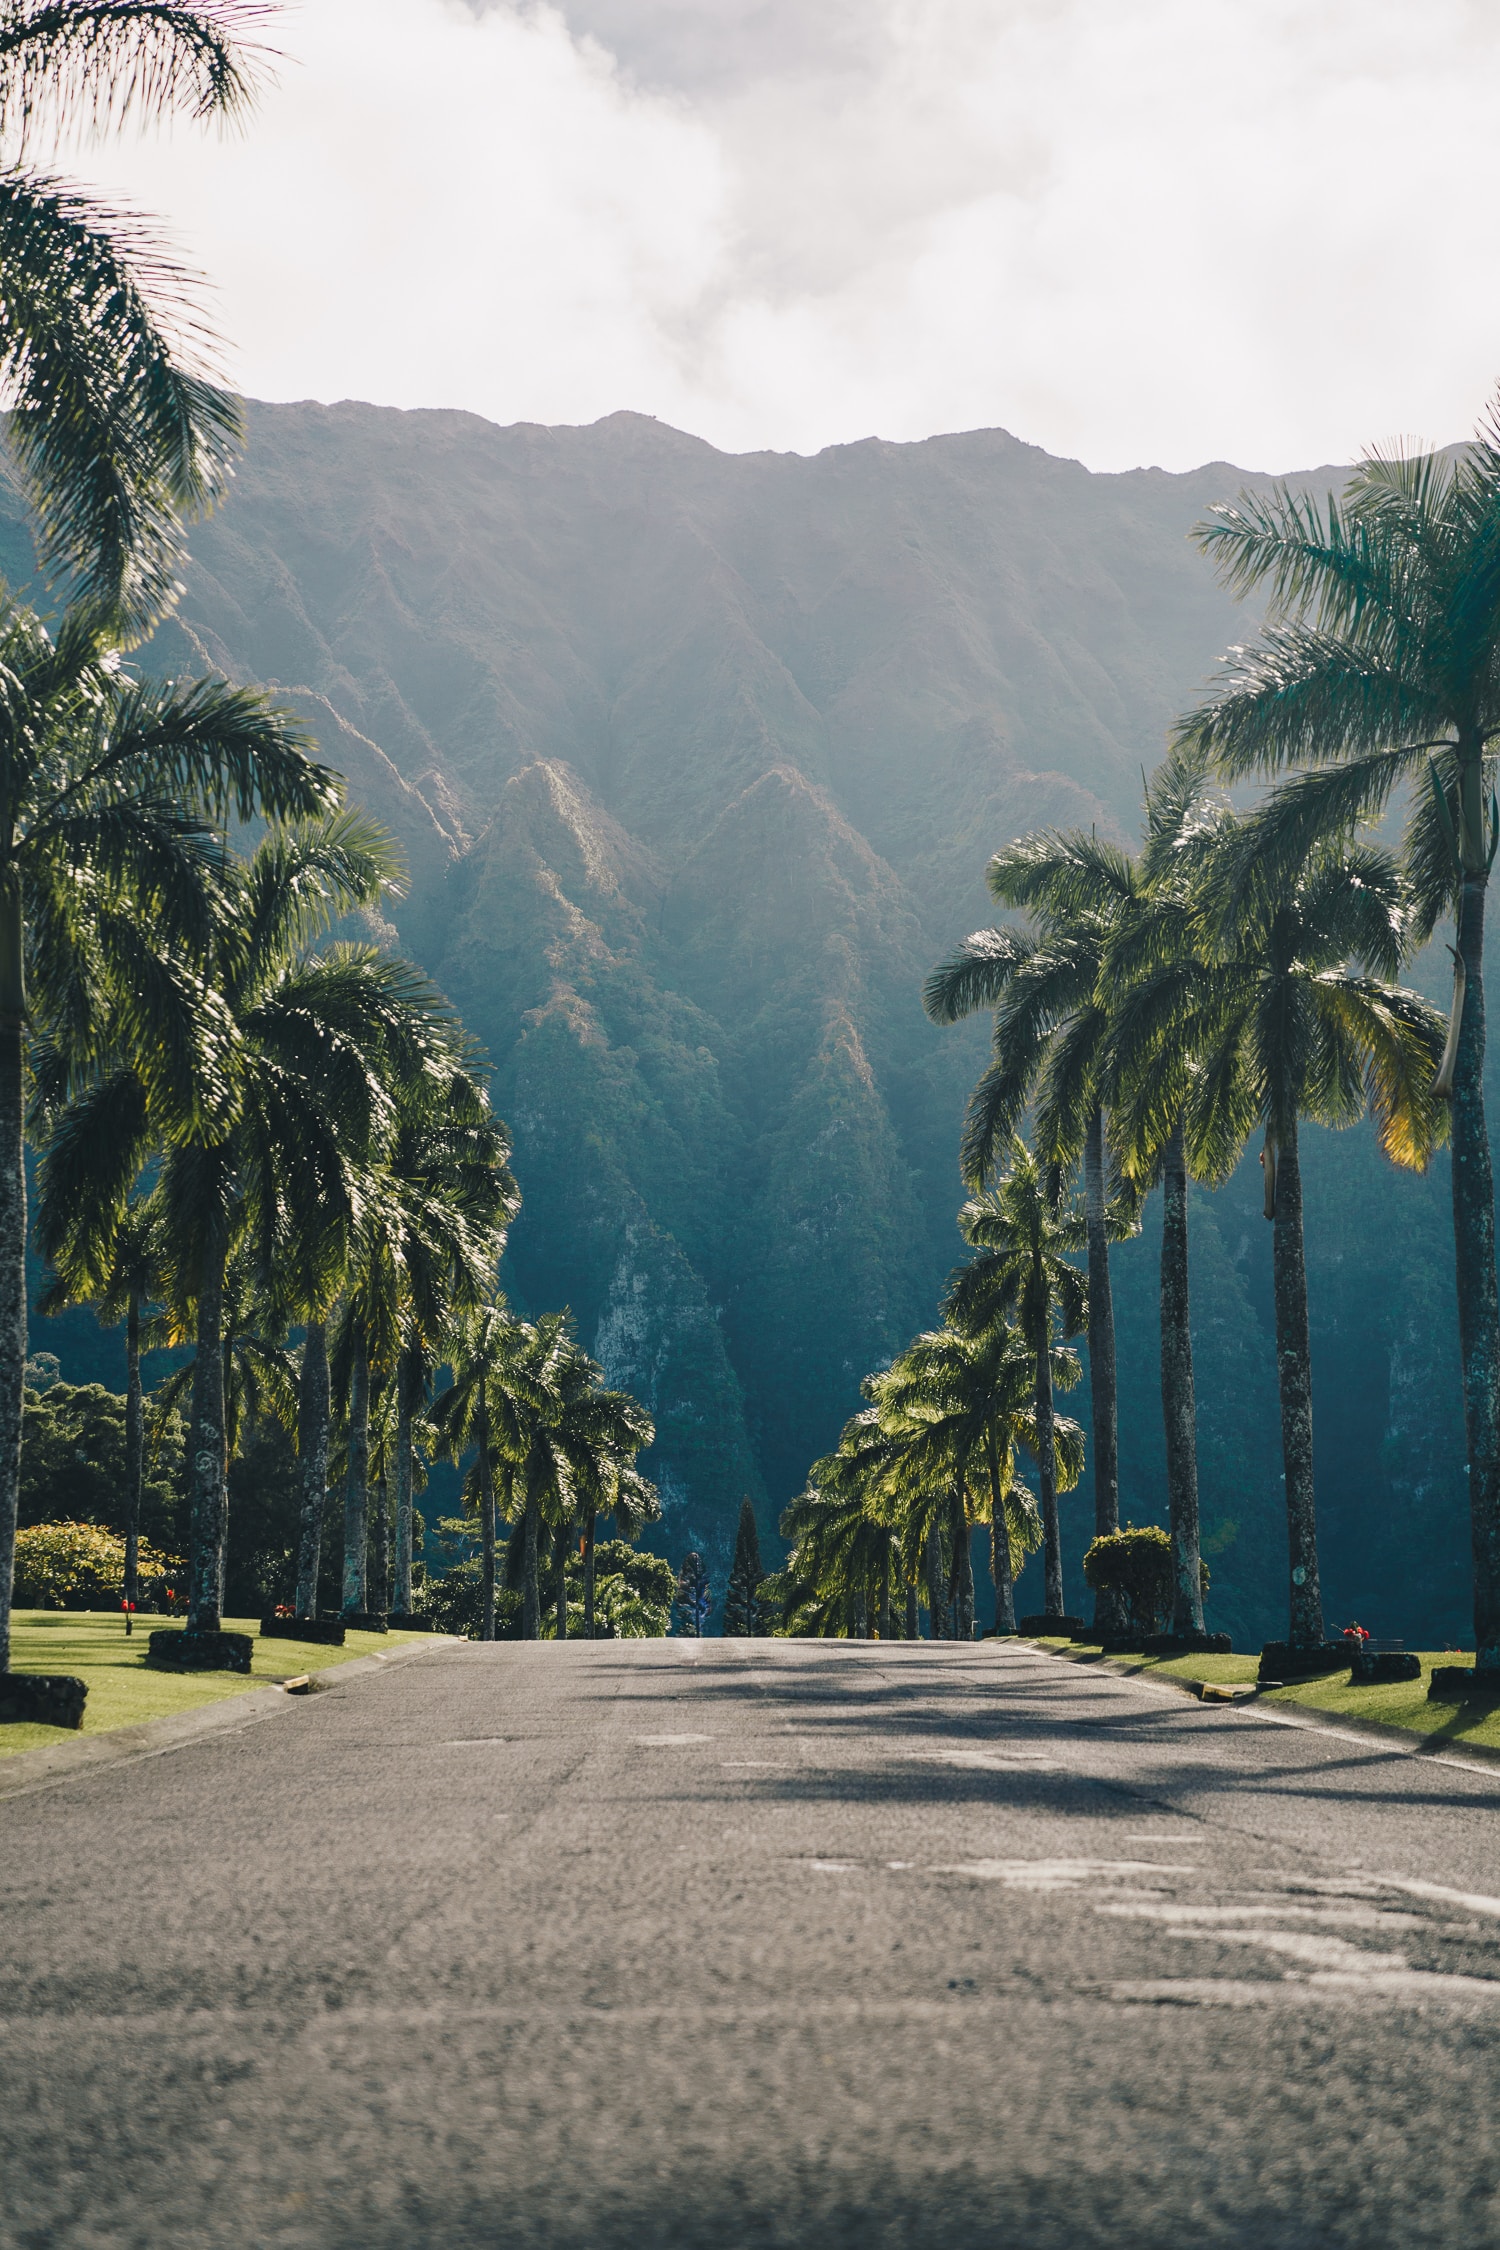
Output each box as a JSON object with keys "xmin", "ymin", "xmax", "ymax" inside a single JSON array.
[{"xmin": 27, "ymin": 398, "xmax": 1464, "ymax": 1641}]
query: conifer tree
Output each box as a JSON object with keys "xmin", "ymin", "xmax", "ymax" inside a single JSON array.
[
  {"xmin": 723, "ymin": 1495, "xmax": 765, "ymax": 1635},
  {"xmin": 674, "ymin": 1550, "xmax": 712, "ymax": 1637}
]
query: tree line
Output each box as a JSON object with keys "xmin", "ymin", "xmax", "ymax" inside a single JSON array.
[
  {"xmin": 0, "ymin": 0, "xmax": 665, "ymax": 1680},
  {"xmin": 785, "ymin": 419, "xmax": 1500, "ymax": 1664}
]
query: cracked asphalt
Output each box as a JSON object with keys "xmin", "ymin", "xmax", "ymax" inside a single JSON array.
[{"xmin": 6, "ymin": 1635, "xmax": 1500, "ymax": 2248}]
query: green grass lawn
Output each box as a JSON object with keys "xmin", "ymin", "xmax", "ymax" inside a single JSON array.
[
  {"xmin": 1028, "ymin": 1637, "xmax": 1500, "ymax": 1754},
  {"xmin": 1, "ymin": 1612, "xmax": 425, "ymax": 1759}
]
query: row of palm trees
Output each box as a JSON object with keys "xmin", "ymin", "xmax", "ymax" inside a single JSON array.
[
  {"xmin": 794, "ymin": 415, "xmax": 1500, "ymax": 1656},
  {"xmin": 4, "ymin": 650, "xmax": 659, "ymax": 1651},
  {"xmin": 0, "ymin": 0, "xmax": 307, "ymax": 1673},
  {"xmin": 0, "ymin": 4, "xmax": 666, "ymax": 1665}
]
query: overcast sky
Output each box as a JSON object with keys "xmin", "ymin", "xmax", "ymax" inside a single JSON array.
[{"xmin": 69, "ymin": 0, "xmax": 1500, "ymax": 472}]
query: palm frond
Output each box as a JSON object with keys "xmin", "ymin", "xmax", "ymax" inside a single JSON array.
[
  {"xmin": 0, "ymin": 168, "xmax": 240, "ymax": 630},
  {"xmin": 0, "ymin": 2, "xmax": 271, "ymax": 140}
]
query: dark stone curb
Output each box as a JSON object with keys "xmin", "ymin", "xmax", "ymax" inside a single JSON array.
[
  {"xmin": 1143, "ymin": 1632, "xmax": 1233, "ymax": 1657},
  {"xmin": 1353, "ymin": 1650, "xmax": 1422, "ymax": 1685},
  {"xmin": 1258, "ymin": 1641, "xmax": 1352, "ymax": 1685},
  {"xmin": 147, "ymin": 1630, "xmax": 253, "ymax": 1674},
  {"xmin": 0, "ymin": 1635, "xmax": 463, "ymax": 1804},
  {"xmin": 0, "ymin": 1673, "xmax": 87, "ymax": 1729},
  {"xmin": 1428, "ymin": 1665, "xmax": 1500, "ymax": 1701},
  {"xmin": 259, "ymin": 1617, "xmax": 346, "ymax": 1646}
]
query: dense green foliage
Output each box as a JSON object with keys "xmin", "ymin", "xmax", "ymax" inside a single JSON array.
[
  {"xmin": 1082, "ymin": 1527, "xmax": 1210, "ymax": 1641},
  {"xmin": 14, "ymin": 1518, "xmax": 177, "ymax": 1608},
  {"xmin": 17, "ymin": 1380, "xmax": 181, "ymax": 1541}
]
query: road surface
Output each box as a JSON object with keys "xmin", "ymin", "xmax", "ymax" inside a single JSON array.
[{"xmin": 6, "ymin": 1636, "xmax": 1500, "ymax": 2248}]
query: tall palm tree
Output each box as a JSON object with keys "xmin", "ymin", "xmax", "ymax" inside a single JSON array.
[
  {"xmin": 944, "ymin": 1140, "xmax": 1087, "ymax": 1621},
  {"xmin": 1102, "ymin": 748, "xmax": 1231, "ymax": 1639},
  {"xmin": 925, "ymin": 832, "xmax": 1140, "ymax": 1617},
  {"xmin": 429, "ymin": 1300, "xmax": 530, "ymax": 1642},
  {"xmin": 1156, "ymin": 829, "xmax": 1446, "ymax": 1648},
  {"xmin": 774, "ymin": 1409, "xmax": 904, "ymax": 1637},
  {"xmin": 779, "ymin": 1461, "xmax": 896, "ymax": 1638},
  {"xmin": 379, "ymin": 1061, "xmax": 518, "ymax": 1618},
  {"xmin": 872, "ymin": 1318, "xmax": 1077, "ymax": 1635},
  {"xmin": 1176, "ymin": 416, "xmax": 1500, "ymax": 1666},
  {"xmin": 580, "ymin": 1450, "xmax": 658, "ymax": 1639},
  {"xmin": 0, "ymin": 1, "xmax": 269, "ymax": 634},
  {"xmin": 145, "ymin": 1242, "xmax": 296, "ymax": 1608},
  {"xmin": 68, "ymin": 819, "xmax": 436, "ymax": 1637},
  {"xmin": 0, "ymin": 602, "xmax": 332, "ymax": 1670},
  {"xmin": 34, "ymin": 1184, "xmax": 164, "ymax": 1603},
  {"xmin": 557, "ymin": 1381, "xmax": 654, "ymax": 1641}
]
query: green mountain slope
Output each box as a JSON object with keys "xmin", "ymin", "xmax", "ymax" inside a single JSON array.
[{"xmin": 19, "ymin": 400, "xmax": 1472, "ymax": 1640}]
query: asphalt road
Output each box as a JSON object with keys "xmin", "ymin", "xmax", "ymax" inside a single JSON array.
[{"xmin": 7, "ymin": 1636, "xmax": 1500, "ymax": 2249}]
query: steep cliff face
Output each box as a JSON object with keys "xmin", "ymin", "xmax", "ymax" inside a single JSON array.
[{"xmin": 44, "ymin": 395, "xmax": 1440, "ymax": 1632}]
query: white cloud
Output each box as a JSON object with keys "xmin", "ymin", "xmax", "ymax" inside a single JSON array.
[{"xmin": 63, "ymin": 0, "xmax": 1500, "ymax": 470}]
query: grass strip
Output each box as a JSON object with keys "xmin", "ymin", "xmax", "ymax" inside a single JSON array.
[
  {"xmin": 1029, "ymin": 1637, "xmax": 1500, "ymax": 1754},
  {"xmin": 1, "ymin": 1611, "xmax": 424, "ymax": 1758}
]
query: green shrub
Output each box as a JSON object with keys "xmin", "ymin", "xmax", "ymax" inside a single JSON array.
[
  {"xmin": 1082, "ymin": 1525, "xmax": 1210, "ymax": 1637},
  {"xmin": 420, "ymin": 1540, "xmax": 674, "ymax": 1640},
  {"xmin": 14, "ymin": 1520, "xmax": 181, "ymax": 1610},
  {"xmin": 423, "ymin": 1561, "xmax": 523, "ymax": 1639}
]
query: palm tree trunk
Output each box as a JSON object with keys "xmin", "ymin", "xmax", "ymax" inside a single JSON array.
[
  {"xmin": 294, "ymin": 1317, "xmax": 329, "ymax": 1619},
  {"xmin": 480, "ymin": 1437, "xmax": 496, "ymax": 1642},
  {"xmin": 924, "ymin": 1524, "xmax": 945, "ymax": 1638},
  {"xmin": 1451, "ymin": 870, "xmax": 1500, "ymax": 1670},
  {"xmin": 953, "ymin": 1488, "xmax": 975, "ymax": 1640},
  {"xmin": 123, "ymin": 1288, "xmax": 143, "ymax": 1609},
  {"xmin": 341, "ymin": 1329, "xmax": 370, "ymax": 1617},
  {"xmin": 1084, "ymin": 1105, "xmax": 1124, "ymax": 1635},
  {"xmin": 522, "ymin": 1492, "xmax": 540, "ymax": 1639},
  {"xmin": 185, "ymin": 1220, "xmax": 229, "ymax": 1635},
  {"xmin": 1269, "ymin": 1118, "xmax": 1324, "ymax": 1649},
  {"xmin": 394, "ymin": 1344, "xmax": 415, "ymax": 1616},
  {"xmin": 370, "ymin": 1464, "xmax": 390, "ymax": 1618},
  {"xmin": 1034, "ymin": 1335, "xmax": 1064, "ymax": 1617},
  {"xmin": 1160, "ymin": 1119, "xmax": 1205, "ymax": 1636},
  {"xmin": 986, "ymin": 1430, "xmax": 1016, "ymax": 1633},
  {"xmin": 879, "ymin": 1543, "xmax": 892, "ymax": 1641},
  {"xmin": 583, "ymin": 1505, "xmax": 597, "ymax": 1638},
  {"xmin": 0, "ymin": 902, "xmax": 24, "ymax": 1673},
  {"xmin": 554, "ymin": 1521, "xmax": 568, "ymax": 1641}
]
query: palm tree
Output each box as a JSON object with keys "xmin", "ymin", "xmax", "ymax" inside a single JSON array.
[
  {"xmin": 0, "ymin": 602, "xmax": 332, "ymax": 1670},
  {"xmin": 34, "ymin": 1185, "xmax": 164, "ymax": 1603},
  {"xmin": 1159, "ymin": 828, "xmax": 1446, "ymax": 1648},
  {"xmin": 120, "ymin": 821, "xmax": 433, "ymax": 1635},
  {"xmin": 944, "ymin": 1140, "xmax": 1087, "ymax": 1620},
  {"xmin": 925, "ymin": 832, "xmax": 1140, "ymax": 1618},
  {"xmin": 0, "ymin": 1, "xmax": 269, "ymax": 634},
  {"xmin": 429, "ymin": 1300, "xmax": 529, "ymax": 1642},
  {"xmin": 580, "ymin": 1450, "xmax": 658, "ymax": 1639},
  {"xmin": 1102, "ymin": 748, "xmax": 1231, "ymax": 1639},
  {"xmin": 1176, "ymin": 417, "xmax": 1500, "ymax": 1666},
  {"xmin": 872, "ymin": 1318, "xmax": 1077, "ymax": 1635},
  {"xmin": 779, "ymin": 1461, "xmax": 896, "ymax": 1638},
  {"xmin": 379, "ymin": 1060, "xmax": 518, "ymax": 1618},
  {"xmin": 145, "ymin": 1243, "xmax": 296, "ymax": 1610}
]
